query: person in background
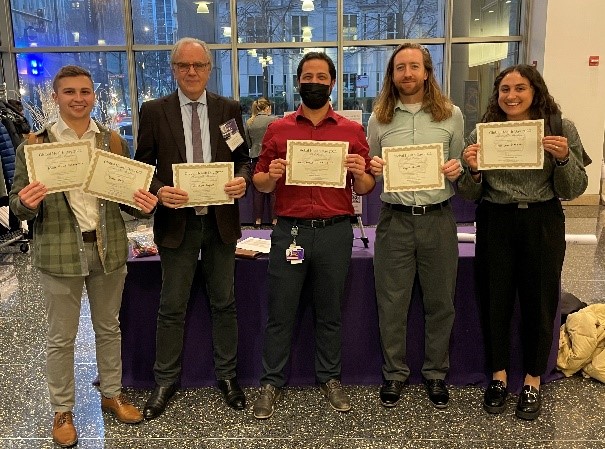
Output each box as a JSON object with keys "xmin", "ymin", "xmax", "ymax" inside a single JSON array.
[
  {"xmin": 9, "ymin": 65, "xmax": 157, "ymax": 448},
  {"xmin": 135, "ymin": 37, "xmax": 251, "ymax": 419},
  {"xmin": 251, "ymin": 51, "xmax": 375, "ymax": 419},
  {"xmin": 459, "ymin": 64, "xmax": 587, "ymax": 420},
  {"xmin": 367, "ymin": 43, "xmax": 464, "ymax": 410},
  {"xmin": 245, "ymin": 97, "xmax": 278, "ymax": 227}
]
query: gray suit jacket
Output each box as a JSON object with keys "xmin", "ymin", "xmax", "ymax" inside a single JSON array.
[{"xmin": 135, "ymin": 90, "xmax": 251, "ymax": 247}]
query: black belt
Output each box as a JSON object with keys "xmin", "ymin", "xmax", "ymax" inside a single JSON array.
[
  {"xmin": 82, "ymin": 231, "xmax": 97, "ymax": 243},
  {"xmin": 279, "ymin": 215, "xmax": 350, "ymax": 228},
  {"xmin": 384, "ymin": 200, "xmax": 449, "ymax": 216}
]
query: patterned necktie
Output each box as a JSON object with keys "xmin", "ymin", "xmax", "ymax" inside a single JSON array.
[
  {"xmin": 190, "ymin": 102, "xmax": 207, "ymax": 215},
  {"xmin": 190, "ymin": 102, "xmax": 203, "ymax": 163}
]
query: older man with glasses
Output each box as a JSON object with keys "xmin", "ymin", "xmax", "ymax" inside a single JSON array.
[{"xmin": 135, "ymin": 37, "xmax": 251, "ymax": 419}]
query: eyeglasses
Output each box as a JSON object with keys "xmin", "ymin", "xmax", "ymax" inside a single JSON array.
[{"xmin": 173, "ymin": 62, "xmax": 211, "ymax": 73}]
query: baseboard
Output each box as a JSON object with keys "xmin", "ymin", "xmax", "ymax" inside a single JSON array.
[{"xmin": 561, "ymin": 194, "xmax": 601, "ymax": 206}]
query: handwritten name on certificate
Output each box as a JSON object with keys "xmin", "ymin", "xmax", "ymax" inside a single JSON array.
[
  {"xmin": 82, "ymin": 150, "xmax": 154, "ymax": 209},
  {"xmin": 477, "ymin": 119, "xmax": 544, "ymax": 170},
  {"xmin": 173, "ymin": 162, "xmax": 234, "ymax": 207},
  {"xmin": 383, "ymin": 144, "xmax": 445, "ymax": 192},
  {"xmin": 285, "ymin": 140, "xmax": 348, "ymax": 188},
  {"xmin": 25, "ymin": 141, "xmax": 92, "ymax": 193}
]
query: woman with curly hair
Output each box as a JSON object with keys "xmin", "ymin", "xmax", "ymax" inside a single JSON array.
[{"xmin": 459, "ymin": 64, "xmax": 588, "ymax": 420}]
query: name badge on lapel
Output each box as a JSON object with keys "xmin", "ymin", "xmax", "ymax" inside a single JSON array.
[{"xmin": 219, "ymin": 118, "xmax": 244, "ymax": 152}]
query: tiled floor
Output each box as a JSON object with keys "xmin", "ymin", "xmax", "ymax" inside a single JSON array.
[{"xmin": 1, "ymin": 205, "xmax": 604, "ymax": 448}]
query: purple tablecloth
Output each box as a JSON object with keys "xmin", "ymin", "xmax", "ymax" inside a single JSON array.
[
  {"xmin": 239, "ymin": 181, "xmax": 478, "ymax": 225},
  {"xmin": 120, "ymin": 227, "xmax": 561, "ymax": 393}
]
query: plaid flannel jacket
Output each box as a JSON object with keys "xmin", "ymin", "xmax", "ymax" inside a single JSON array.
[{"xmin": 9, "ymin": 121, "xmax": 151, "ymax": 276}]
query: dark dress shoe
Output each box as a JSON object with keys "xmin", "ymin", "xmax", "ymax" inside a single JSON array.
[
  {"xmin": 143, "ymin": 384, "xmax": 177, "ymax": 420},
  {"xmin": 483, "ymin": 380, "xmax": 508, "ymax": 414},
  {"xmin": 379, "ymin": 380, "xmax": 404, "ymax": 407},
  {"xmin": 218, "ymin": 378, "xmax": 246, "ymax": 410},
  {"xmin": 515, "ymin": 385, "xmax": 541, "ymax": 420},
  {"xmin": 424, "ymin": 378, "xmax": 449, "ymax": 409}
]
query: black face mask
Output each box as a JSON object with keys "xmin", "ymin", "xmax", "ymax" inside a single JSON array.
[{"xmin": 299, "ymin": 82, "xmax": 331, "ymax": 109}]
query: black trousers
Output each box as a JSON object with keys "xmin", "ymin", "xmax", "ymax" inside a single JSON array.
[
  {"xmin": 475, "ymin": 198, "xmax": 565, "ymax": 376},
  {"xmin": 260, "ymin": 217, "xmax": 353, "ymax": 387}
]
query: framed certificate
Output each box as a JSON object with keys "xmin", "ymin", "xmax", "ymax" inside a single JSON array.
[
  {"xmin": 382, "ymin": 143, "xmax": 445, "ymax": 192},
  {"xmin": 476, "ymin": 119, "xmax": 544, "ymax": 170},
  {"xmin": 25, "ymin": 141, "xmax": 92, "ymax": 193},
  {"xmin": 173, "ymin": 162, "xmax": 234, "ymax": 207},
  {"xmin": 285, "ymin": 140, "xmax": 348, "ymax": 188},
  {"xmin": 82, "ymin": 150, "xmax": 154, "ymax": 209}
]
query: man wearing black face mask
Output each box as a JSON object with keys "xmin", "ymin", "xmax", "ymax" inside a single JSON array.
[{"xmin": 252, "ymin": 52, "xmax": 375, "ymax": 419}]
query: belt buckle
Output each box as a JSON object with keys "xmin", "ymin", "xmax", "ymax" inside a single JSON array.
[
  {"xmin": 518, "ymin": 202, "xmax": 529, "ymax": 209},
  {"xmin": 310, "ymin": 219, "xmax": 325, "ymax": 228},
  {"xmin": 412, "ymin": 205, "xmax": 425, "ymax": 216}
]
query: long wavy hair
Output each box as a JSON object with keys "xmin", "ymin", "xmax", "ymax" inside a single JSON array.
[
  {"xmin": 482, "ymin": 64, "xmax": 561, "ymax": 122},
  {"xmin": 373, "ymin": 43, "xmax": 452, "ymax": 124}
]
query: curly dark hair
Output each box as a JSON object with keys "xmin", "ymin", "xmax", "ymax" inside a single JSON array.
[{"xmin": 482, "ymin": 64, "xmax": 561, "ymax": 122}]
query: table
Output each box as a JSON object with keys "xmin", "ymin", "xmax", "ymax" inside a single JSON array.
[
  {"xmin": 238, "ymin": 181, "xmax": 478, "ymax": 225},
  {"xmin": 120, "ymin": 228, "xmax": 561, "ymax": 393}
]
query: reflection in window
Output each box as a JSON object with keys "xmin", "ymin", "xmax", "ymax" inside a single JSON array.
[
  {"xmin": 343, "ymin": 14, "xmax": 358, "ymax": 40},
  {"xmin": 349, "ymin": 0, "xmax": 444, "ymax": 40},
  {"xmin": 452, "ymin": 0, "xmax": 522, "ymax": 37},
  {"xmin": 237, "ymin": 48, "xmax": 339, "ymax": 119},
  {"xmin": 12, "ymin": 0, "xmax": 126, "ymax": 47},
  {"xmin": 450, "ymin": 42, "xmax": 519, "ymax": 135},
  {"xmin": 16, "ymin": 52, "xmax": 131, "ymax": 148}
]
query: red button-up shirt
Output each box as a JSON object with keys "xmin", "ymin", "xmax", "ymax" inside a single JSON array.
[{"xmin": 255, "ymin": 107, "xmax": 372, "ymax": 219}]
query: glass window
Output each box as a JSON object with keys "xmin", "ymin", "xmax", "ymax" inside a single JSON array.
[
  {"xmin": 11, "ymin": 0, "xmax": 126, "ymax": 47},
  {"xmin": 132, "ymin": 0, "xmax": 231, "ymax": 44},
  {"xmin": 236, "ymin": 0, "xmax": 336, "ymax": 44},
  {"xmin": 238, "ymin": 48, "xmax": 338, "ymax": 119},
  {"xmin": 344, "ymin": 0, "xmax": 445, "ymax": 39},
  {"xmin": 450, "ymin": 42, "xmax": 519, "ymax": 136},
  {"xmin": 452, "ymin": 0, "xmax": 522, "ymax": 37}
]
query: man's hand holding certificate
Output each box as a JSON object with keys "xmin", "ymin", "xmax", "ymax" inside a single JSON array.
[
  {"xmin": 172, "ymin": 162, "xmax": 235, "ymax": 207},
  {"xmin": 382, "ymin": 144, "xmax": 445, "ymax": 192},
  {"xmin": 476, "ymin": 119, "xmax": 544, "ymax": 170},
  {"xmin": 82, "ymin": 150, "xmax": 154, "ymax": 209},
  {"xmin": 285, "ymin": 140, "xmax": 348, "ymax": 188}
]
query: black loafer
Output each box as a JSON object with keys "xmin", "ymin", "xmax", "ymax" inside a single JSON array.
[
  {"xmin": 218, "ymin": 378, "xmax": 246, "ymax": 410},
  {"xmin": 424, "ymin": 378, "xmax": 449, "ymax": 409},
  {"xmin": 515, "ymin": 385, "xmax": 541, "ymax": 420},
  {"xmin": 483, "ymin": 380, "xmax": 508, "ymax": 414},
  {"xmin": 379, "ymin": 380, "xmax": 404, "ymax": 407},
  {"xmin": 143, "ymin": 383, "xmax": 178, "ymax": 420}
]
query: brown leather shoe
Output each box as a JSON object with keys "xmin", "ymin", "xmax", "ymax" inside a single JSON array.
[
  {"xmin": 101, "ymin": 393, "xmax": 144, "ymax": 424},
  {"xmin": 52, "ymin": 411, "xmax": 78, "ymax": 448}
]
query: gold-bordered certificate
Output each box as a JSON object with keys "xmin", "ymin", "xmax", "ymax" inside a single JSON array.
[
  {"xmin": 285, "ymin": 140, "xmax": 348, "ymax": 188},
  {"xmin": 25, "ymin": 141, "xmax": 92, "ymax": 193},
  {"xmin": 476, "ymin": 119, "xmax": 544, "ymax": 170},
  {"xmin": 172, "ymin": 162, "xmax": 234, "ymax": 207},
  {"xmin": 382, "ymin": 143, "xmax": 445, "ymax": 192},
  {"xmin": 82, "ymin": 150, "xmax": 154, "ymax": 209}
]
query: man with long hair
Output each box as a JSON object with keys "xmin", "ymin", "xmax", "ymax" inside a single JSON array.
[{"xmin": 368, "ymin": 43, "xmax": 464, "ymax": 409}]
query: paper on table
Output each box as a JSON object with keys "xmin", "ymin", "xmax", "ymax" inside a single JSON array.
[{"xmin": 236, "ymin": 237, "xmax": 271, "ymax": 253}]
